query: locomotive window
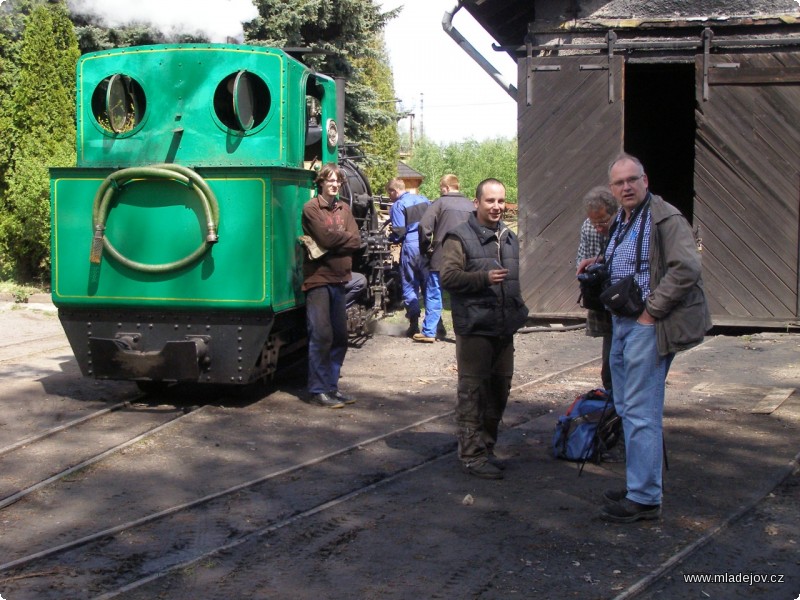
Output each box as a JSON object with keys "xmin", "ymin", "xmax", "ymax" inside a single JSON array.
[
  {"xmin": 304, "ymin": 90, "xmax": 323, "ymax": 162},
  {"xmin": 233, "ymin": 71, "xmax": 255, "ymax": 130},
  {"xmin": 214, "ymin": 71, "xmax": 270, "ymax": 132},
  {"xmin": 91, "ymin": 74, "xmax": 146, "ymax": 134}
]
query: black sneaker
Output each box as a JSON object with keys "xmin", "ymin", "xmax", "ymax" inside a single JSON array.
[
  {"xmin": 600, "ymin": 498, "xmax": 661, "ymax": 523},
  {"xmin": 602, "ymin": 488, "xmax": 628, "ymax": 506},
  {"xmin": 307, "ymin": 393, "xmax": 345, "ymax": 409},
  {"xmin": 600, "ymin": 444, "xmax": 626, "ymax": 463},
  {"xmin": 330, "ymin": 390, "xmax": 356, "ymax": 405},
  {"xmin": 461, "ymin": 460, "xmax": 504, "ymax": 480}
]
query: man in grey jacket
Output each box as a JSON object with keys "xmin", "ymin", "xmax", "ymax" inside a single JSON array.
[
  {"xmin": 600, "ymin": 154, "xmax": 711, "ymax": 523},
  {"xmin": 418, "ymin": 174, "xmax": 474, "ymax": 340}
]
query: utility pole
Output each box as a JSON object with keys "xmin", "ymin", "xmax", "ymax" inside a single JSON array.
[
  {"xmin": 419, "ymin": 93, "xmax": 424, "ymax": 141},
  {"xmin": 408, "ymin": 113, "xmax": 415, "ymax": 156}
]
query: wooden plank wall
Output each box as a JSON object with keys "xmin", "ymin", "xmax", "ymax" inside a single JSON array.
[
  {"xmin": 694, "ymin": 52, "xmax": 800, "ymax": 321},
  {"xmin": 517, "ymin": 55, "xmax": 623, "ymax": 316}
]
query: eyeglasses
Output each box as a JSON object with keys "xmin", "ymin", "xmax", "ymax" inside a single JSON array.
[
  {"xmin": 324, "ymin": 178, "xmax": 343, "ymax": 185},
  {"xmin": 590, "ymin": 217, "xmax": 613, "ymax": 228},
  {"xmin": 610, "ymin": 174, "xmax": 644, "ymax": 189}
]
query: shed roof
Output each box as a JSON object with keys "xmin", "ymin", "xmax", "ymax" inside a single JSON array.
[
  {"xmin": 398, "ymin": 161, "xmax": 424, "ymax": 180},
  {"xmin": 462, "ymin": 0, "xmax": 800, "ymax": 58}
]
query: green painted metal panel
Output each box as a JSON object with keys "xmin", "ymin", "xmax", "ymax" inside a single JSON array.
[
  {"xmin": 76, "ymin": 44, "xmax": 338, "ymax": 169},
  {"xmin": 271, "ymin": 177, "xmax": 311, "ymax": 311},
  {"xmin": 51, "ymin": 168, "xmax": 311, "ymax": 310}
]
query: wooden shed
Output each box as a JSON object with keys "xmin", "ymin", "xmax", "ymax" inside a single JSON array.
[{"xmin": 459, "ymin": 0, "xmax": 800, "ymax": 327}]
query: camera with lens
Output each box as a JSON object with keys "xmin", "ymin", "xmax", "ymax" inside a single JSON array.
[
  {"xmin": 577, "ymin": 262, "xmax": 609, "ymax": 311},
  {"xmin": 576, "ymin": 262, "xmax": 608, "ymax": 285}
]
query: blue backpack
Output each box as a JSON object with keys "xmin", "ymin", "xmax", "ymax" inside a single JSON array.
[{"xmin": 552, "ymin": 389, "xmax": 621, "ymax": 462}]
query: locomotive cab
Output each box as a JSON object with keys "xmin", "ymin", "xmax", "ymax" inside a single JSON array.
[{"xmin": 51, "ymin": 44, "xmax": 342, "ymax": 386}]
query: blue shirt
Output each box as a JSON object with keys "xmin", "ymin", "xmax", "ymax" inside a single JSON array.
[
  {"xmin": 604, "ymin": 200, "xmax": 652, "ymax": 300},
  {"xmin": 389, "ymin": 192, "xmax": 430, "ymax": 245}
]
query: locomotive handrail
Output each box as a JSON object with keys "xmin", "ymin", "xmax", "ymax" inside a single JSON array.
[{"xmin": 89, "ymin": 164, "xmax": 220, "ymax": 273}]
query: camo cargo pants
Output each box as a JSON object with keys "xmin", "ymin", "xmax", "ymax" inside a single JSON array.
[{"xmin": 454, "ymin": 334, "xmax": 514, "ymax": 467}]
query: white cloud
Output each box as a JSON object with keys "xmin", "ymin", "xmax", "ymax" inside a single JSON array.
[{"xmin": 67, "ymin": 0, "xmax": 259, "ymax": 43}]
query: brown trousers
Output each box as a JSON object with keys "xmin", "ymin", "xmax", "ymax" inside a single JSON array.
[{"xmin": 454, "ymin": 334, "xmax": 514, "ymax": 466}]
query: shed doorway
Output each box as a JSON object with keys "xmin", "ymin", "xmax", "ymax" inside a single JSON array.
[{"xmin": 623, "ymin": 62, "xmax": 696, "ymax": 222}]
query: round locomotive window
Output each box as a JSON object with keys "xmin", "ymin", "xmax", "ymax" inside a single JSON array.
[
  {"xmin": 91, "ymin": 74, "xmax": 146, "ymax": 134},
  {"xmin": 214, "ymin": 71, "xmax": 270, "ymax": 132},
  {"xmin": 326, "ymin": 118, "xmax": 338, "ymax": 148},
  {"xmin": 233, "ymin": 71, "xmax": 255, "ymax": 131}
]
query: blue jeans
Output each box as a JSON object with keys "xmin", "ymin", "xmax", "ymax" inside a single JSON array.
[
  {"xmin": 306, "ymin": 284, "xmax": 348, "ymax": 395},
  {"xmin": 610, "ymin": 316, "xmax": 674, "ymax": 506},
  {"xmin": 400, "ymin": 246, "xmax": 442, "ymax": 337},
  {"xmin": 421, "ymin": 271, "xmax": 443, "ymax": 337}
]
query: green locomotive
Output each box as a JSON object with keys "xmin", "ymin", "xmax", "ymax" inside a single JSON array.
[{"xmin": 50, "ymin": 43, "xmax": 380, "ymax": 388}]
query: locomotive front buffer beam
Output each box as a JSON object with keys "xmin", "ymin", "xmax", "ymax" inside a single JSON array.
[
  {"xmin": 58, "ymin": 308, "xmax": 297, "ymax": 386},
  {"xmin": 89, "ymin": 334, "xmax": 211, "ymax": 382}
]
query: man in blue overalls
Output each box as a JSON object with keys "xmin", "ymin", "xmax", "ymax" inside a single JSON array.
[{"xmin": 386, "ymin": 178, "xmax": 440, "ymax": 340}]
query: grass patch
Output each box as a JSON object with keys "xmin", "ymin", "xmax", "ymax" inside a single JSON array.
[
  {"xmin": 0, "ymin": 281, "xmax": 47, "ymax": 303},
  {"xmin": 381, "ymin": 295, "xmax": 454, "ymax": 331}
]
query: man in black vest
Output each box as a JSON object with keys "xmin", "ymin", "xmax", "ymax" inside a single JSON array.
[{"xmin": 440, "ymin": 179, "xmax": 529, "ymax": 479}]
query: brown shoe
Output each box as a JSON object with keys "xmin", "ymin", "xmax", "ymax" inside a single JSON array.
[{"xmin": 412, "ymin": 333, "xmax": 436, "ymax": 343}]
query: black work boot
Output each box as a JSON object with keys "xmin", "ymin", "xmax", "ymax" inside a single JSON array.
[
  {"xmin": 482, "ymin": 419, "xmax": 506, "ymax": 469},
  {"xmin": 458, "ymin": 425, "xmax": 502, "ymax": 477},
  {"xmin": 462, "ymin": 459, "xmax": 503, "ymax": 479},
  {"xmin": 406, "ymin": 317, "xmax": 420, "ymax": 337}
]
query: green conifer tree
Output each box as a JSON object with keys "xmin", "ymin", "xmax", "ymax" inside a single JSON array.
[
  {"xmin": 1, "ymin": 1, "xmax": 79, "ymax": 281},
  {"xmin": 349, "ymin": 35, "xmax": 399, "ymax": 189}
]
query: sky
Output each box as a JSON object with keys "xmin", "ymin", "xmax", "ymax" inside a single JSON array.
[
  {"xmin": 52, "ymin": 0, "xmax": 517, "ymax": 144},
  {"xmin": 380, "ymin": 0, "xmax": 518, "ymax": 143}
]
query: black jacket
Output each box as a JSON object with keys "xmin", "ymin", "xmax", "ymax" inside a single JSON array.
[{"xmin": 440, "ymin": 214, "xmax": 529, "ymax": 336}]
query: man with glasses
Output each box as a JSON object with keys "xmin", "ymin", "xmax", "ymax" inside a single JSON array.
[
  {"xmin": 576, "ymin": 186, "xmax": 618, "ymax": 391},
  {"xmin": 301, "ymin": 163, "xmax": 362, "ymax": 409},
  {"xmin": 599, "ymin": 154, "xmax": 711, "ymax": 522}
]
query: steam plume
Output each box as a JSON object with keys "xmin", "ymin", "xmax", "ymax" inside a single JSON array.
[{"xmin": 68, "ymin": 0, "xmax": 259, "ymax": 43}]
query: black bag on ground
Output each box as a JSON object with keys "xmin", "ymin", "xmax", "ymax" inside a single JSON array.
[{"xmin": 552, "ymin": 389, "xmax": 622, "ymax": 462}]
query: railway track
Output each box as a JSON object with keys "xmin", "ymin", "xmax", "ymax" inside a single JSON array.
[
  {"xmin": 0, "ymin": 401, "xmax": 198, "ymax": 510},
  {"xmin": 0, "ymin": 333, "xmax": 71, "ymax": 364},
  {"xmin": 0, "ymin": 352, "xmax": 600, "ymax": 599},
  {"xmin": 2, "ymin": 327, "xmax": 795, "ymax": 599}
]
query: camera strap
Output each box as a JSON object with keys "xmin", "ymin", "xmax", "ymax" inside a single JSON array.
[{"xmin": 606, "ymin": 195, "xmax": 650, "ymax": 275}]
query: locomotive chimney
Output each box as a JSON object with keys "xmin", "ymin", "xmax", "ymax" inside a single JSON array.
[{"xmin": 335, "ymin": 76, "xmax": 346, "ymax": 146}]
